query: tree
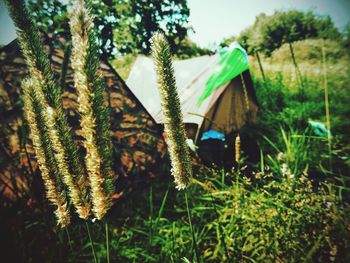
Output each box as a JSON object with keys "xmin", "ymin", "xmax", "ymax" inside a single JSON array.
[
  {"xmin": 28, "ymin": 0, "xmax": 69, "ymax": 34},
  {"xmin": 175, "ymin": 37, "xmax": 212, "ymax": 59},
  {"xmin": 220, "ymin": 35, "xmax": 237, "ymax": 48},
  {"xmin": 90, "ymin": 0, "xmax": 118, "ymax": 60},
  {"xmin": 228, "ymin": 10, "xmax": 341, "ymax": 55},
  {"xmin": 115, "ymin": 0, "xmax": 190, "ymax": 54},
  {"xmin": 28, "ymin": 0, "xmax": 118, "ymax": 60},
  {"xmin": 342, "ymin": 22, "xmax": 350, "ymax": 56}
]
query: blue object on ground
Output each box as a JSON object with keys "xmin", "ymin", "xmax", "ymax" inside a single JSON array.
[
  {"xmin": 308, "ymin": 120, "xmax": 329, "ymax": 137},
  {"xmin": 201, "ymin": 130, "xmax": 226, "ymax": 141}
]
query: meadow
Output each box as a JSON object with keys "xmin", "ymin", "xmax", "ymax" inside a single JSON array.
[
  {"xmin": 1, "ymin": 1, "xmax": 350, "ymax": 262},
  {"xmin": 2, "ymin": 37, "xmax": 349, "ymax": 262}
]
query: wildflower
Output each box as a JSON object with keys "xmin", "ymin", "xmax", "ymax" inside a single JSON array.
[
  {"xmin": 330, "ymin": 244, "xmax": 337, "ymax": 262},
  {"xmin": 277, "ymin": 152, "xmax": 284, "ymax": 161}
]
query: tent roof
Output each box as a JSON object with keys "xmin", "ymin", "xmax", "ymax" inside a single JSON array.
[
  {"xmin": 126, "ymin": 43, "xmax": 250, "ymax": 129},
  {"xmin": 127, "ymin": 54, "xmax": 226, "ymax": 127}
]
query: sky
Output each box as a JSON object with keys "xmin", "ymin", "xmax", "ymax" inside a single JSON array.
[
  {"xmin": 0, "ymin": 0, "xmax": 349, "ymax": 47},
  {"xmin": 187, "ymin": 0, "xmax": 350, "ymax": 47}
]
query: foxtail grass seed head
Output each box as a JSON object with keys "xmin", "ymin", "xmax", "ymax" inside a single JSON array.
[
  {"xmin": 22, "ymin": 79, "xmax": 70, "ymax": 227},
  {"xmin": 235, "ymin": 134, "xmax": 241, "ymax": 163},
  {"xmin": 6, "ymin": 0, "xmax": 89, "ymax": 221},
  {"xmin": 151, "ymin": 32, "xmax": 192, "ymax": 190},
  {"xmin": 5, "ymin": 0, "xmax": 61, "ymax": 108},
  {"xmin": 27, "ymin": 68, "xmax": 91, "ymax": 220},
  {"xmin": 44, "ymin": 103, "xmax": 91, "ymax": 219},
  {"xmin": 33, "ymin": 75, "xmax": 91, "ymax": 219},
  {"xmin": 69, "ymin": 0, "xmax": 113, "ymax": 219}
]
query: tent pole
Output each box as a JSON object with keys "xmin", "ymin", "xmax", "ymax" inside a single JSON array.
[
  {"xmin": 194, "ymin": 124, "xmax": 201, "ymax": 144},
  {"xmin": 240, "ymin": 73, "xmax": 250, "ymax": 112}
]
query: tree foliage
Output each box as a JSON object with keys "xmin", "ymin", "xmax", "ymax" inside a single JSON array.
[
  {"xmin": 115, "ymin": 0, "xmax": 190, "ymax": 55},
  {"xmin": 342, "ymin": 22, "xmax": 350, "ymax": 56},
  {"xmin": 28, "ymin": 0, "xmax": 118, "ymax": 60},
  {"xmin": 222, "ymin": 10, "xmax": 341, "ymax": 55},
  {"xmin": 28, "ymin": 0, "xmax": 194, "ymax": 57},
  {"xmin": 175, "ymin": 37, "xmax": 212, "ymax": 59},
  {"xmin": 28, "ymin": 0, "xmax": 69, "ymax": 34}
]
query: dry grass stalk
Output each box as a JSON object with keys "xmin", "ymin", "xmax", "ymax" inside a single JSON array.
[{"xmin": 235, "ymin": 134, "xmax": 241, "ymax": 163}]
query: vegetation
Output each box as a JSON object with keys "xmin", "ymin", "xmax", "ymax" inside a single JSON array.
[
  {"xmin": 251, "ymin": 41, "xmax": 350, "ymax": 153},
  {"xmin": 29, "ymin": 0, "xmax": 194, "ymax": 57},
  {"xmin": 6, "ymin": 0, "xmax": 114, "ymax": 225},
  {"xmin": 29, "ymin": 0, "xmax": 119, "ymax": 60},
  {"xmin": 342, "ymin": 22, "xmax": 350, "ymax": 56},
  {"xmin": 1, "ymin": 1, "xmax": 350, "ymax": 262},
  {"xmin": 68, "ymin": 0, "xmax": 114, "ymax": 219},
  {"xmin": 115, "ymin": 0, "xmax": 190, "ymax": 54},
  {"xmin": 222, "ymin": 10, "xmax": 342, "ymax": 55},
  {"xmin": 151, "ymin": 32, "xmax": 193, "ymax": 190}
]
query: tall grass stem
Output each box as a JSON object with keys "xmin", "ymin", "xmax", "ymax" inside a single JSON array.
[
  {"xmin": 289, "ymin": 42, "xmax": 304, "ymax": 90},
  {"xmin": 210, "ymin": 192, "xmax": 230, "ymax": 260},
  {"xmin": 240, "ymin": 74, "xmax": 250, "ymax": 111},
  {"xmin": 185, "ymin": 190, "xmax": 200, "ymax": 263},
  {"xmin": 255, "ymin": 51, "xmax": 266, "ymax": 82},
  {"xmin": 65, "ymin": 227, "xmax": 73, "ymax": 252},
  {"xmin": 105, "ymin": 222, "xmax": 110, "ymax": 263},
  {"xmin": 171, "ymin": 222, "xmax": 176, "ymax": 263},
  {"xmin": 321, "ymin": 39, "xmax": 332, "ymax": 171},
  {"xmin": 149, "ymin": 183, "xmax": 154, "ymax": 244},
  {"xmin": 85, "ymin": 222, "xmax": 98, "ymax": 263},
  {"xmin": 289, "ymin": 42, "xmax": 305, "ymax": 123}
]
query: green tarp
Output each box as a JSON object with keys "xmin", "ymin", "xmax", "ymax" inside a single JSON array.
[{"xmin": 198, "ymin": 42, "xmax": 250, "ymax": 105}]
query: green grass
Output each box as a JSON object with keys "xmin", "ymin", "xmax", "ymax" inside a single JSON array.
[
  {"xmin": 12, "ymin": 121, "xmax": 350, "ymax": 261},
  {"xmin": 2, "ymin": 39, "xmax": 350, "ymax": 262},
  {"xmin": 29, "ymin": 160, "xmax": 348, "ymax": 262}
]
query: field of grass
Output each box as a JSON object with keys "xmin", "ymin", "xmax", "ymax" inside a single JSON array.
[
  {"xmin": 2, "ymin": 0, "xmax": 350, "ymax": 261},
  {"xmin": 251, "ymin": 39, "xmax": 350, "ymax": 169},
  {"xmin": 2, "ymin": 39, "xmax": 349, "ymax": 262},
  {"xmin": 20, "ymin": 164, "xmax": 348, "ymax": 262}
]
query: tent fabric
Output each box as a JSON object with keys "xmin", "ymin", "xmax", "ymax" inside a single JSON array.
[
  {"xmin": 126, "ymin": 54, "xmax": 222, "ymax": 128},
  {"xmin": 0, "ymin": 33, "xmax": 168, "ymax": 205},
  {"xmin": 201, "ymin": 71, "xmax": 258, "ymax": 134},
  {"xmin": 198, "ymin": 42, "xmax": 250, "ymax": 105},
  {"xmin": 126, "ymin": 45, "xmax": 258, "ymax": 136}
]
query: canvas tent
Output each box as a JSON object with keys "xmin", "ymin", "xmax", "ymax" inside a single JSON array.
[
  {"xmin": 0, "ymin": 33, "xmax": 259, "ymax": 205},
  {"xmin": 126, "ymin": 43, "xmax": 259, "ymax": 140},
  {"xmin": 0, "ymin": 33, "xmax": 167, "ymax": 206}
]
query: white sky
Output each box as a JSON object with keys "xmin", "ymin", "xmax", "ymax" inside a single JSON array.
[
  {"xmin": 0, "ymin": 0, "xmax": 349, "ymax": 47},
  {"xmin": 187, "ymin": 0, "xmax": 350, "ymax": 47}
]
